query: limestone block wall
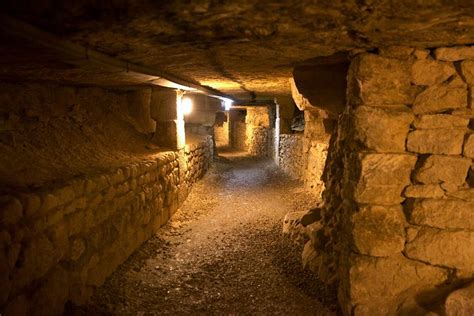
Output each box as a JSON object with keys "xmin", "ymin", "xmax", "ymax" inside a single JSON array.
[
  {"xmin": 0, "ymin": 141, "xmax": 212, "ymax": 315},
  {"xmin": 229, "ymin": 109, "xmax": 248, "ymax": 151},
  {"xmin": 181, "ymin": 137, "xmax": 213, "ymax": 199},
  {"xmin": 247, "ymin": 126, "xmax": 269, "ymax": 157},
  {"xmin": 246, "ymin": 107, "xmax": 272, "ymax": 158},
  {"xmin": 279, "ymin": 134, "xmax": 304, "ymax": 179},
  {"xmin": 302, "ymin": 109, "xmax": 332, "ymax": 198},
  {"xmin": 233, "ymin": 121, "xmax": 247, "ymax": 151},
  {"xmin": 214, "ymin": 112, "xmax": 230, "ymax": 148},
  {"xmin": 0, "ymin": 83, "xmax": 213, "ymax": 315},
  {"xmin": 227, "ymin": 107, "xmax": 273, "ymax": 158},
  {"xmin": 306, "ymin": 46, "xmax": 474, "ymax": 315},
  {"xmin": 290, "ymin": 79, "xmax": 333, "ymax": 195}
]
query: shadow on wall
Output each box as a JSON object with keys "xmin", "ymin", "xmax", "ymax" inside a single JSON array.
[{"xmin": 293, "ymin": 60, "xmax": 349, "ymax": 118}]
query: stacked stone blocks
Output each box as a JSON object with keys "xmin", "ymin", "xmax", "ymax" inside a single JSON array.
[
  {"xmin": 246, "ymin": 107, "xmax": 272, "ymax": 158},
  {"xmin": 0, "ymin": 138, "xmax": 213, "ymax": 315},
  {"xmin": 279, "ymin": 134, "xmax": 304, "ymax": 179},
  {"xmin": 308, "ymin": 46, "xmax": 474, "ymax": 315}
]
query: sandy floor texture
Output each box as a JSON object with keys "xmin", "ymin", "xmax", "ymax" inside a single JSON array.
[{"xmin": 67, "ymin": 152, "xmax": 338, "ymax": 315}]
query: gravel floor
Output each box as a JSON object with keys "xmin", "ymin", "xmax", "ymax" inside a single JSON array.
[{"xmin": 69, "ymin": 152, "xmax": 338, "ymax": 315}]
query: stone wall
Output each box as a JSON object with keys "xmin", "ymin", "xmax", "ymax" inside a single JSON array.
[
  {"xmin": 229, "ymin": 109, "xmax": 248, "ymax": 151},
  {"xmin": 306, "ymin": 45, "xmax": 474, "ymax": 315},
  {"xmin": 0, "ymin": 139, "xmax": 212, "ymax": 315},
  {"xmin": 233, "ymin": 120, "xmax": 248, "ymax": 151},
  {"xmin": 0, "ymin": 83, "xmax": 214, "ymax": 315},
  {"xmin": 181, "ymin": 137, "xmax": 214, "ymax": 200},
  {"xmin": 279, "ymin": 134, "xmax": 304, "ymax": 179},
  {"xmin": 302, "ymin": 109, "xmax": 332, "ymax": 198},
  {"xmin": 246, "ymin": 107, "xmax": 272, "ymax": 158},
  {"xmin": 290, "ymin": 75, "xmax": 334, "ymax": 197},
  {"xmin": 227, "ymin": 107, "xmax": 273, "ymax": 158},
  {"xmin": 214, "ymin": 112, "xmax": 230, "ymax": 148},
  {"xmin": 247, "ymin": 126, "xmax": 269, "ymax": 157},
  {"xmin": 0, "ymin": 83, "xmax": 169, "ymax": 187},
  {"xmin": 278, "ymin": 111, "xmax": 332, "ymax": 191}
]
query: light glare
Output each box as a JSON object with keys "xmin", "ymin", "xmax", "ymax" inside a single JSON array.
[
  {"xmin": 224, "ymin": 99, "xmax": 233, "ymax": 111},
  {"xmin": 182, "ymin": 97, "xmax": 193, "ymax": 115}
]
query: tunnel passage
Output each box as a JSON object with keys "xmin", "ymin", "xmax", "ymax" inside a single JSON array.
[
  {"xmin": 1, "ymin": 2, "xmax": 474, "ymax": 315},
  {"xmin": 67, "ymin": 147, "xmax": 338, "ymax": 315}
]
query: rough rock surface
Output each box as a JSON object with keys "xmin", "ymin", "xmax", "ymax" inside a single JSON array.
[
  {"xmin": 435, "ymin": 46, "xmax": 474, "ymax": 62},
  {"xmin": 414, "ymin": 155, "xmax": 471, "ymax": 186},
  {"xmin": 345, "ymin": 254, "xmax": 447, "ymax": 315},
  {"xmin": 445, "ymin": 283, "xmax": 474, "ymax": 316},
  {"xmin": 350, "ymin": 54, "xmax": 415, "ymax": 106},
  {"xmin": 282, "ymin": 210, "xmax": 308, "ymax": 244},
  {"xmin": 354, "ymin": 153, "xmax": 416, "ymax": 205},
  {"xmin": 461, "ymin": 60, "xmax": 474, "ymax": 85},
  {"xmin": 464, "ymin": 134, "xmax": 474, "ymax": 158},
  {"xmin": 447, "ymin": 189, "xmax": 474, "ymax": 201},
  {"xmin": 405, "ymin": 228, "xmax": 474, "ymax": 271},
  {"xmin": 3, "ymin": 2, "xmax": 474, "ymax": 100},
  {"xmin": 403, "ymin": 184, "xmax": 445, "ymax": 198},
  {"xmin": 0, "ymin": 83, "xmax": 172, "ymax": 187},
  {"xmin": 413, "ymin": 114, "xmax": 469, "ymax": 129},
  {"xmin": 411, "ymin": 59, "xmax": 456, "ymax": 86},
  {"xmin": 351, "ymin": 205, "xmax": 406, "ymax": 257},
  {"xmin": 353, "ymin": 106, "xmax": 413, "ymax": 152},
  {"xmin": 412, "ymin": 78, "xmax": 468, "ymax": 114},
  {"xmin": 0, "ymin": 82, "xmax": 218, "ymax": 314},
  {"xmin": 310, "ymin": 47, "xmax": 474, "ymax": 314},
  {"xmin": 409, "ymin": 199, "xmax": 474, "ymax": 230},
  {"xmin": 407, "ymin": 128, "xmax": 466, "ymax": 154},
  {"xmin": 279, "ymin": 134, "xmax": 304, "ymax": 180}
]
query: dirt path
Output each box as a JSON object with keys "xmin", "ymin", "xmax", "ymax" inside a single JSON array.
[{"xmin": 72, "ymin": 152, "xmax": 338, "ymax": 315}]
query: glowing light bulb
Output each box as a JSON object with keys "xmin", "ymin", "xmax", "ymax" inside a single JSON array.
[
  {"xmin": 182, "ymin": 97, "xmax": 193, "ymax": 115},
  {"xmin": 224, "ymin": 99, "xmax": 233, "ymax": 111}
]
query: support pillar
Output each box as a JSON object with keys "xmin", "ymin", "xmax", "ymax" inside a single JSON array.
[{"xmin": 151, "ymin": 88, "xmax": 185, "ymax": 150}]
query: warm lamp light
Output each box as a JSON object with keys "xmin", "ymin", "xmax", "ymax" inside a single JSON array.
[
  {"xmin": 224, "ymin": 98, "xmax": 233, "ymax": 111},
  {"xmin": 182, "ymin": 97, "xmax": 193, "ymax": 115}
]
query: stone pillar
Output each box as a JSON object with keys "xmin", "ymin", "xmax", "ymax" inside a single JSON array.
[
  {"xmin": 151, "ymin": 88, "xmax": 185, "ymax": 150},
  {"xmin": 290, "ymin": 73, "xmax": 334, "ymax": 197},
  {"xmin": 246, "ymin": 106, "xmax": 271, "ymax": 157},
  {"xmin": 126, "ymin": 88, "xmax": 156, "ymax": 134},
  {"xmin": 274, "ymin": 102, "xmax": 280, "ymax": 164},
  {"xmin": 308, "ymin": 46, "xmax": 474, "ymax": 315},
  {"xmin": 229, "ymin": 109, "xmax": 248, "ymax": 151},
  {"xmin": 301, "ymin": 108, "xmax": 331, "ymax": 199},
  {"xmin": 150, "ymin": 88, "xmax": 187, "ymax": 209},
  {"xmin": 213, "ymin": 111, "xmax": 230, "ymax": 148}
]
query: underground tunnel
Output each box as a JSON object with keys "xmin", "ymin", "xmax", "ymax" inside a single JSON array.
[{"xmin": 1, "ymin": 1, "xmax": 474, "ymax": 315}]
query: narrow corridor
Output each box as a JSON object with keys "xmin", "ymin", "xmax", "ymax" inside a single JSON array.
[
  {"xmin": 72, "ymin": 152, "xmax": 338, "ymax": 315},
  {"xmin": 2, "ymin": 4, "xmax": 474, "ymax": 314}
]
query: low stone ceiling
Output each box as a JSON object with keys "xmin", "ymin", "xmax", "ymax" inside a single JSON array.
[{"xmin": 3, "ymin": 0, "xmax": 474, "ymax": 100}]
